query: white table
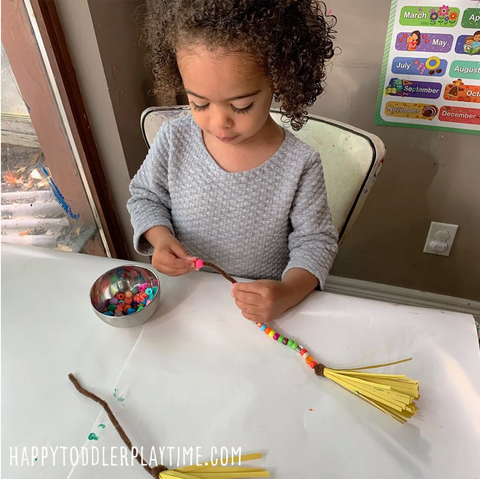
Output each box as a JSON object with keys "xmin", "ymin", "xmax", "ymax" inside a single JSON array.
[{"xmin": 2, "ymin": 243, "xmax": 480, "ymax": 479}]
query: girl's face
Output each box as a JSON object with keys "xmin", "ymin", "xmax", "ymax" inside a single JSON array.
[
  {"xmin": 412, "ymin": 33, "xmax": 418, "ymax": 41},
  {"xmin": 177, "ymin": 45, "xmax": 274, "ymax": 146}
]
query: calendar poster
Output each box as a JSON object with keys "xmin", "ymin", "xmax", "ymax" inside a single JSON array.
[{"xmin": 375, "ymin": 0, "xmax": 480, "ymax": 135}]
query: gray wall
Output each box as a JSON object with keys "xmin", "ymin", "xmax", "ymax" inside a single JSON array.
[
  {"xmin": 58, "ymin": 0, "xmax": 480, "ymax": 300},
  {"xmin": 87, "ymin": 0, "xmax": 156, "ymax": 177},
  {"xmin": 310, "ymin": 0, "xmax": 479, "ymax": 301}
]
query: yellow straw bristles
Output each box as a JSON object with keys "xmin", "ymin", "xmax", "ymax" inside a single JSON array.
[
  {"xmin": 323, "ymin": 358, "xmax": 419, "ymax": 423},
  {"xmin": 159, "ymin": 453, "xmax": 269, "ymax": 478}
]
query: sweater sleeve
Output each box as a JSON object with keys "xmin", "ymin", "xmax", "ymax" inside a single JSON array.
[
  {"xmin": 283, "ymin": 152, "xmax": 339, "ymax": 289},
  {"xmin": 126, "ymin": 122, "xmax": 174, "ymax": 256}
]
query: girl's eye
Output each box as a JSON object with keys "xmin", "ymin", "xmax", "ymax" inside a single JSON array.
[
  {"xmin": 231, "ymin": 103, "xmax": 253, "ymax": 114},
  {"xmin": 191, "ymin": 102, "xmax": 209, "ymax": 112}
]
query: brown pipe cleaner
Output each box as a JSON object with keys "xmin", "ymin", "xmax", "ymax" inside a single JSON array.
[
  {"xmin": 202, "ymin": 261, "xmax": 237, "ymax": 284},
  {"xmin": 68, "ymin": 374, "xmax": 167, "ymax": 477}
]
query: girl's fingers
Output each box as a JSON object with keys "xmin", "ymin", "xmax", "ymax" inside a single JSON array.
[
  {"xmin": 233, "ymin": 291, "xmax": 262, "ymax": 306},
  {"xmin": 232, "ymin": 282, "xmax": 261, "ymax": 294},
  {"xmin": 170, "ymin": 241, "xmax": 197, "ymax": 262},
  {"xmin": 160, "ymin": 265, "xmax": 192, "ymax": 276},
  {"xmin": 235, "ymin": 298, "xmax": 260, "ymax": 315},
  {"xmin": 241, "ymin": 311, "xmax": 263, "ymax": 322},
  {"xmin": 158, "ymin": 251, "xmax": 195, "ymax": 270}
]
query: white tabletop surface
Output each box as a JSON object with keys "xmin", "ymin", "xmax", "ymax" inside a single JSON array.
[{"xmin": 2, "ymin": 243, "xmax": 480, "ymax": 479}]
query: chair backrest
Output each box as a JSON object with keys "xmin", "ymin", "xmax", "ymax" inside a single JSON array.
[{"xmin": 141, "ymin": 107, "xmax": 386, "ymax": 244}]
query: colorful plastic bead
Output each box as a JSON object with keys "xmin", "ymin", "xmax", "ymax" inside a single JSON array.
[
  {"xmin": 302, "ymin": 351, "xmax": 309, "ymax": 358},
  {"xmin": 152, "ymin": 287, "xmax": 158, "ymax": 295},
  {"xmin": 137, "ymin": 305, "xmax": 143, "ymax": 311},
  {"xmin": 109, "ymin": 298, "xmax": 119, "ymax": 305},
  {"xmin": 146, "ymin": 300, "xmax": 152, "ymax": 306},
  {"xmin": 260, "ymin": 324, "xmax": 267, "ymax": 331},
  {"xmin": 282, "ymin": 338, "xmax": 289, "ymax": 345},
  {"xmin": 268, "ymin": 331, "xmax": 275, "ymax": 338},
  {"xmin": 264, "ymin": 327, "xmax": 271, "ymax": 335},
  {"xmin": 132, "ymin": 285, "xmax": 139, "ymax": 294},
  {"xmin": 108, "ymin": 304, "xmax": 117, "ymax": 312},
  {"xmin": 257, "ymin": 323, "xmax": 264, "ymax": 328},
  {"xmin": 125, "ymin": 297, "xmax": 133, "ymax": 305},
  {"xmin": 277, "ymin": 335, "xmax": 284, "ymax": 343},
  {"xmin": 103, "ymin": 311, "xmax": 114, "ymax": 316},
  {"xmin": 114, "ymin": 311, "xmax": 123, "ymax": 317},
  {"xmin": 300, "ymin": 349, "xmax": 307, "ymax": 356},
  {"xmin": 125, "ymin": 291, "xmax": 133, "ymax": 298},
  {"xmin": 127, "ymin": 308, "xmax": 135, "ymax": 314},
  {"xmin": 306, "ymin": 356, "xmax": 313, "ymax": 364},
  {"xmin": 309, "ymin": 361, "xmax": 317, "ymax": 369},
  {"xmin": 153, "ymin": 279, "xmax": 158, "ymax": 286},
  {"xmin": 194, "ymin": 259, "xmax": 204, "ymax": 269},
  {"xmin": 115, "ymin": 293, "xmax": 125, "ymax": 300},
  {"xmin": 273, "ymin": 333, "xmax": 279, "ymax": 340},
  {"xmin": 287, "ymin": 339, "xmax": 293, "ymax": 347},
  {"xmin": 290, "ymin": 342, "xmax": 298, "ymax": 350},
  {"xmin": 146, "ymin": 288, "xmax": 153, "ymax": 296}
]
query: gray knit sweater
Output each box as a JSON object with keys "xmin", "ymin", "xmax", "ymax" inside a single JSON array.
[{"xmin": 127, "ymin": 115, "xmax": 338, "ymax": 288}]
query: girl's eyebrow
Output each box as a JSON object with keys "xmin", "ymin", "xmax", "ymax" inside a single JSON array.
[{"xmin": 185, "ymin": 90, "xmax": 261, "ymax": 101}]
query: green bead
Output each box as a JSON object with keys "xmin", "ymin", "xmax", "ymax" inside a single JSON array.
[
  {"xmin": 277, "ymin": 335, "xmax": 284, "ymax": 343},
  {"xmin": 108, "ymin": 304, "xmax": 116, "ymax": 311},
  {"xmin": 287, "ymin": 339, "xmax": 293, "ymax": 347},
  {"xmin": 137, "ymin": 306, "xmax": 143, "ymax": 311},
  {"xmin": 291, "ymin": 342, "xmax": 298, "ymax": 350}
]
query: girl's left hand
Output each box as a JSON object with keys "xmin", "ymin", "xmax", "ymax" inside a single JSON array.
[{"xmin": 231, "ymin": 280, "xmax": 286, "ymax": 323}]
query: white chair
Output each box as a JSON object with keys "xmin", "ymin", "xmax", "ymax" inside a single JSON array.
[{"xmin": 141, "ymin": 107, "xmax": 386, "ymax": 244}]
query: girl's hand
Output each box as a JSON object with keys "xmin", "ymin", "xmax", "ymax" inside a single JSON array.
[
  {"xmin": 231, "ymin": 280, "xmax": 286, "ymax": 323},
  {"xmin": 231, "ymin": 269, "xmax": 319, "ymax": 323},
  {"xmin": 146, "ymin": 226, "xmax": 197, "ymax": 276}
]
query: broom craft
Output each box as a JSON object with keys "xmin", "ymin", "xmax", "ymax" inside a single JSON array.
[
  {"xmin": 198, "ymin": 260, "xmax": 420, "ymax": 424},
  {"xmin": 68, "ymin": 374, "xmax": 269, "ymax": 478}
]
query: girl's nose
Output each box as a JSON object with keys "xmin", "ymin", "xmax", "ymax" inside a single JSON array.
[{"xmin": 210, "ymin": 106, "xmax": 233, "ymax": 130}]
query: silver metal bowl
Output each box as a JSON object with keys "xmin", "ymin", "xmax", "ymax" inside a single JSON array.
[{"xmin": 90, "ymin": 264, "xmax": 161, "ymax": 328}]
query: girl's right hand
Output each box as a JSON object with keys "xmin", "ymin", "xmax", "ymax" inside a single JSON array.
[{"xmin": 146, "ymin": 226, "xmax": 197, "ymax": 276}]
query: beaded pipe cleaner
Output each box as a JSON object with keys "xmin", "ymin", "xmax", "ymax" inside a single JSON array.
[{"xmin": 196, "ymin": 260, "xmax": 420, "ymax": 424}]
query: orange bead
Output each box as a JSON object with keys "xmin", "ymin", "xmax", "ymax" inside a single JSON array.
[
  {"xmin": 125, "ymin": 291, "xmax": 133, "ymax": 298},
  {"xmin": 264, "ymin": 327, "xmax": 271, "ymax": 334},
  {"xmin": 306, "ymin": 356, "xmax": 313, "ymax": 364},
  {"xmin": 125, "ymin": 297, "xmax": 133, "ymax": 305},
  {"xmin": 116, "ymin": 293, "xmax": 125, "ymax": 300}
]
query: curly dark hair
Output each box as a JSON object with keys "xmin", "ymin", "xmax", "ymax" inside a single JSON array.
[{"xmin": 140, "ymin": 0, "xmax": 336, "ymax": 130}]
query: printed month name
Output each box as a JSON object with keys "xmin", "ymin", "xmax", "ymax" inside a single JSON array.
[
  {"xmin": 404, "ymin": 86, "xmax": 440, "ymax": 94},
  {"xmin": 404, "ymin": 12, "xmax": 427, "ymax": 19},
  {"xmin": 454, "ymin": 66, "xmax": 480, "ymax": 74}
]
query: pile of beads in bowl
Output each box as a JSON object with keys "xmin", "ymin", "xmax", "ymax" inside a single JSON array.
[{"xmin": 102, "ymin": 282, "xmax": 159, "ymax": 317}]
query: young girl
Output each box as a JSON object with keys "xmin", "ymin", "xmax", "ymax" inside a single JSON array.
[{"xmin": 128, "ymin": 0, "xmax": 339, "ymax": 323}]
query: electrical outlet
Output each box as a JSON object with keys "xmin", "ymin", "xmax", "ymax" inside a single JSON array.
[{"xmin": 423, "ymin": 222, "xmax": 458, "ymax": 256}]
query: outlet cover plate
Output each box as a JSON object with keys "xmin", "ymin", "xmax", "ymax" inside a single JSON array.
[{"xmin": 423, "ymin": 222, "xmax": 459, "ymax": 256}]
